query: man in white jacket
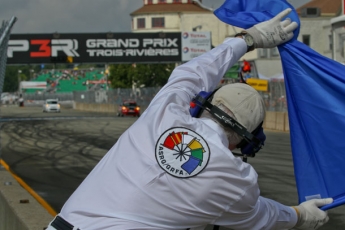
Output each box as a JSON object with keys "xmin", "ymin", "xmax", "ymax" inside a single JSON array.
[{"xmin": 47, "ymin": 8, "xmax": 332, "ymax": 230}]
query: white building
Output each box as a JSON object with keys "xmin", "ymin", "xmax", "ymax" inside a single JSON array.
[
  {"xmin": 297, "ymin": 0, "xmax": 345, "ymax": 63},
  {"xmin": 130, "ymin": 0, "xmax": 258, "ymax": 62},
  {"xmin": 130, "ymin": 0, "xmax": 345, "ymax": 77}
]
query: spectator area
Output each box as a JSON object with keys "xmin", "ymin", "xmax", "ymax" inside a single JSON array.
[{"xmin": 24, "ymin": 69, "xmax": 106, "ymax": 94}]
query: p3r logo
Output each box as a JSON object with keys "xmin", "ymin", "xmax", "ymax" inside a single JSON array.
[{"xmin": 7, "ymin": 39, "xmax": 80, "ymax": 58}]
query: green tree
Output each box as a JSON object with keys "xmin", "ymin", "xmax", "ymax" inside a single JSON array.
[
  {"xmin": 108, "ymin": 64, "xmax": 133, "ymax": 88},
  {"xmin": 3, "ymin": 66, "xmax": 20, "ymax": 92},
  {"xmin": 108, "ymin": 63, "xmax": 175, "ymax": 88},
  {"xmin": 2, "ymin": 65, "xmax": 42, "ymax": 93}
]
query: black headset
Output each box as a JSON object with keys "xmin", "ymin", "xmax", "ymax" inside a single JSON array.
[{"xmin": 189, "ymin": 89, "xmax": 266, "ymax": 159}]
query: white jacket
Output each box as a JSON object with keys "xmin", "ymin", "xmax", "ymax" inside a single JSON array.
[{"xmin": 59, "ymin": 38, "xmax": 297, "ymax": 230}]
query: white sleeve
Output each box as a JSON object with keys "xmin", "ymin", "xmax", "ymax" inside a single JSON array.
[
  {"xmin": 213, "ymin": 189, "xmax": 298, "ymax": 230},
  {"xmin": 150, "ymin": 38, "xmax": 247, "ymax": 107}
]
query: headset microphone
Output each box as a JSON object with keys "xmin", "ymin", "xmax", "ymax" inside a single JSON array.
[{"xmin": 189, "ymin": 90, "xmax": 266, "ymax": 160}]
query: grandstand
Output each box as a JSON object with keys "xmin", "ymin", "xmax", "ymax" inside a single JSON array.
[{"xmin": 23, "ymin": 69, "xmax": 107, "ymax": 94}]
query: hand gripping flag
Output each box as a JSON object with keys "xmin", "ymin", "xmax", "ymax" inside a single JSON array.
[{"xmin": 214, "ymin": 0, "xmax": 345, "ymax": 210}]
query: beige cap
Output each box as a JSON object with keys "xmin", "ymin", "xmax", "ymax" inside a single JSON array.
[{"xmin": 211, "ymin": 83, "xmax": 265, "ymax": 132}]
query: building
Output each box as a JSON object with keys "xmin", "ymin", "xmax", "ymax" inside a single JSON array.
[
  {"xmin": 297, "ymin": 0, "xmax": 344, "ymax": 62},
  {"xmin": 130, "ymin": 0, "xmax": 345, "ymax": 77},
  {"xmin": 130, "ymin": 0, "xmax": 257, "ymax": 62},
  {"xmin": 131, "ymin": 0, "xmax": 222, "ymax": 45},
  {"xmin": 257, "ymin": 0, "xmax": 345, "ymax": 76}
]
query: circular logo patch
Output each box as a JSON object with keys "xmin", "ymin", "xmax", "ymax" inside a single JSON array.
[{"xmin": 155, "ymin": 127, "xmax": 210, "ymax": 178}]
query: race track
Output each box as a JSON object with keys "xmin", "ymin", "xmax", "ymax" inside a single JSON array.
[{"xmin": 0, "ymin": 106, "xmax": 343, "ymax": 230}]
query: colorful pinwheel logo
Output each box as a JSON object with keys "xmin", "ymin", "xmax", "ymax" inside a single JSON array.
[{"xmin": 155, "ymin": 127, "xmax": 210, "ymax": 178}]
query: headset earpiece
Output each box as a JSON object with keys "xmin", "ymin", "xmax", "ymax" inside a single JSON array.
[
  {"xmin": 237, "ymin": 124, "xmax": 266, "ymax": 157},
  {"xmin": 189, "ymin": 91, "xmax": 216, "ymax": 118}
]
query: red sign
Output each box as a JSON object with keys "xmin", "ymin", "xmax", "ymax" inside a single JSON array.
[{"xmin": 87, "ymin": 80, "xmax": 110, "ymax": 84}]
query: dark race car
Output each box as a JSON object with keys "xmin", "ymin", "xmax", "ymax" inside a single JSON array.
[{"xmin": 117, "ymin": 100, "xmax": 140, "ymax": 117}]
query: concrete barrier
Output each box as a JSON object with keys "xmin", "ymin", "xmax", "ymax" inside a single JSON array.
[
  {"xmin": 73, "ymin": 102, "xmax": 118, "ymax": 113},
  {"xmin": 262, "ymin": 111, "xmax": 289, "ymax": 132},
  {"xmin": 74, "ymin": 102, "xmax": 290, "ymax": 132},
  {"xmin": 0, "ymin": 165, "xmax": 52, "ymax": 230}
]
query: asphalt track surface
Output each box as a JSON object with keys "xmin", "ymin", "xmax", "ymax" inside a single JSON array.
[{"xmin": 0, "ymin": 106, "xmax": 344, "ymax": 230}]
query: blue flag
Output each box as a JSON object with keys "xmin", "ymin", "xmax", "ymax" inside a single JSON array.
[{"xmin": 214, "ymin": 0, "xmax": 345, "ymax": 210}]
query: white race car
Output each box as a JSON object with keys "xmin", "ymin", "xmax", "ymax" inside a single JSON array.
[{"xmin": 43, "ymin": 99, "xmax": 61, "ymax": 113}]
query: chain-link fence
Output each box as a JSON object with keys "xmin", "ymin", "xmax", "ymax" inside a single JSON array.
[
  {"xmin": 222, "ymin": 75, "xmax": 287, "ymax": 112},
  {"xmin": 73, "ymin": 87, "xmax": 162, "ymax": 107},
  {"xmin": 20, "ymin": 78, "xmax": 287, "ymax": 112},
  {"xmin": 23, "ymin": 92, "xmax": 73, "ymax": 102},
  {"xmin": 70, "ymin": 81, "xmax": 287, "ymax": 112},
  {"xmin": 267, "ymin": 79, "xmax": 287, "ymax": 112}
]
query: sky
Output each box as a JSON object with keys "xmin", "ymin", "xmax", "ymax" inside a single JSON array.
[{"xmin": 0, "ymin": 0, "xmax": 311, "ymax": 34}]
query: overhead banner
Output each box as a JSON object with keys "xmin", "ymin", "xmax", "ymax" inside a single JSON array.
[
  {"xmin": 7, "ymin": 32, "xmax": 182, "ymax": 64},
  {"xmin": 181, "ymin": 31, "xmax": 212, "ymax": 62}
]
